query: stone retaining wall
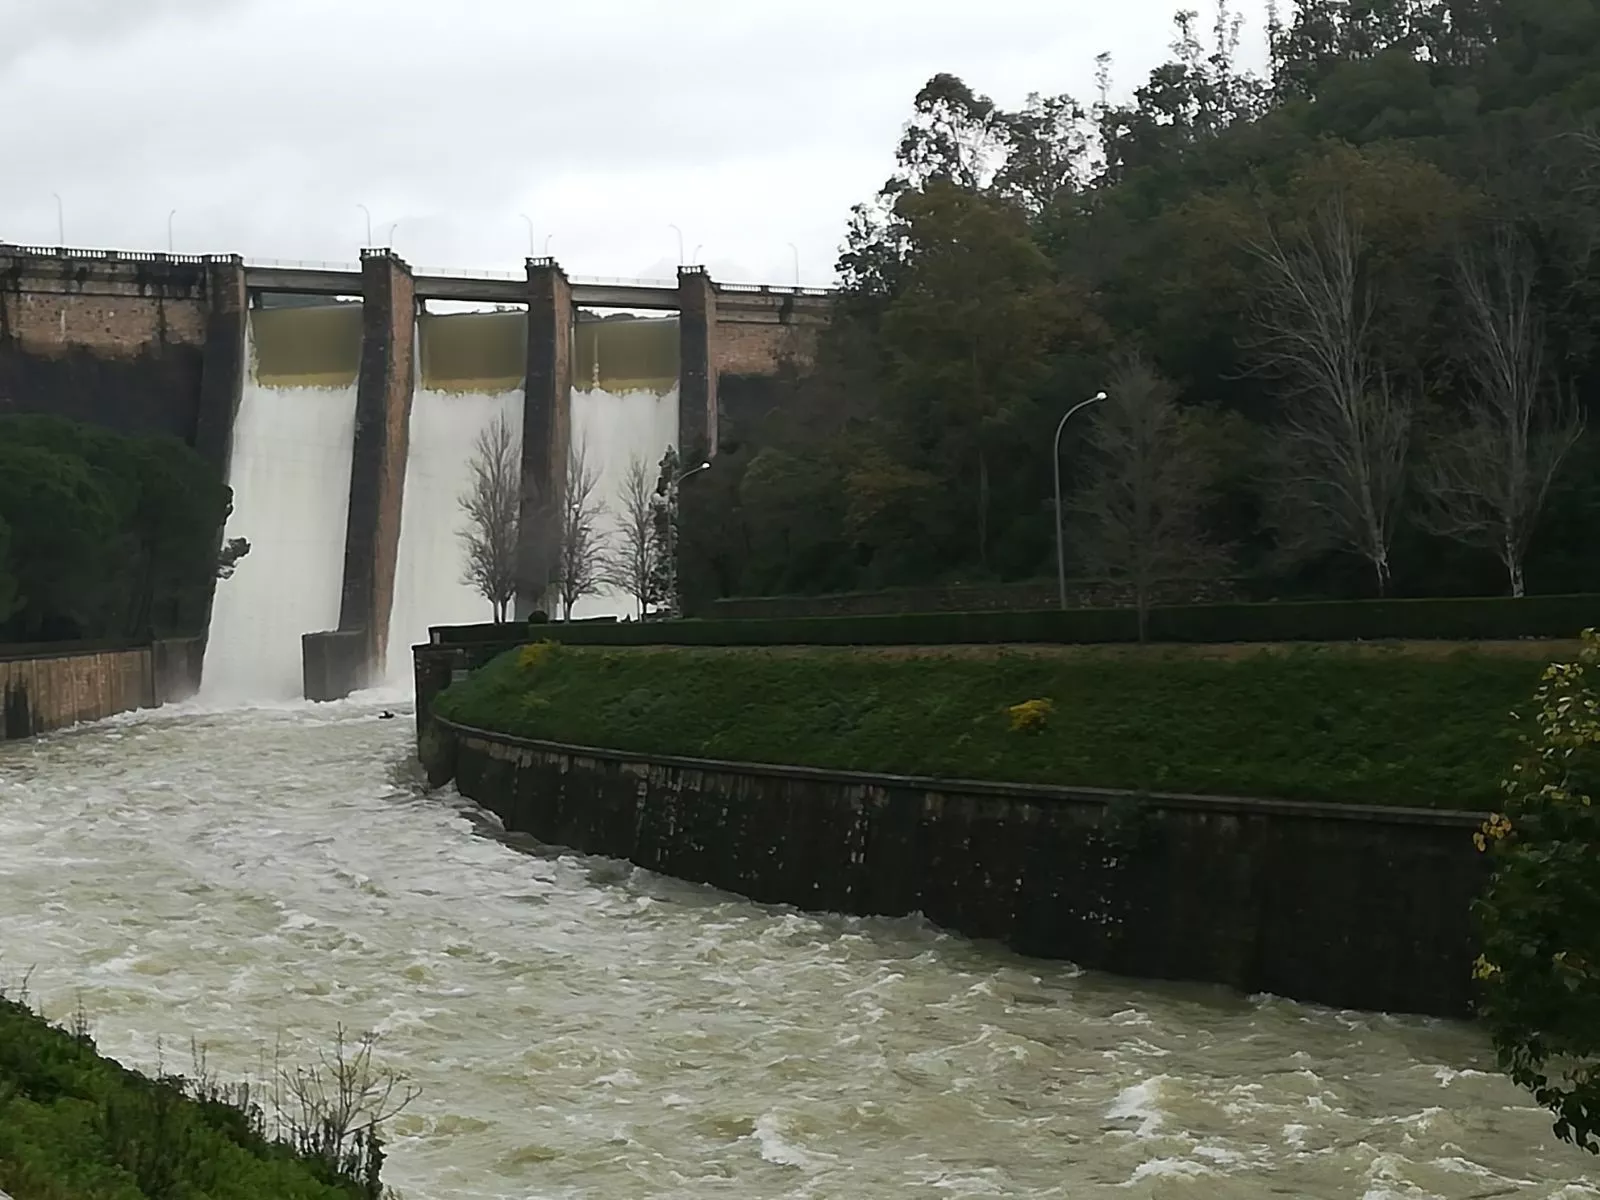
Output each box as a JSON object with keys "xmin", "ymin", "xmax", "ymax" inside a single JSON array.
[{"xmin": 429, "ymin": 716, "xmax": 1488, "ymax": 1018}]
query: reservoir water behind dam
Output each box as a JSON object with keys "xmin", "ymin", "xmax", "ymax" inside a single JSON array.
[{"xmin": 1, "ymin": 699, "xmax": 1595, "ymax": 1199}]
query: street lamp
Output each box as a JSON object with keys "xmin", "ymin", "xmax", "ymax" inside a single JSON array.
[
  {"xmin": 668, "ymin": 223, "xmax": 684, "ymax": 265},
  {"xmin": 385, "ymin": 221, "xmax": 399, "ymax": 246},
  {"xmin": 51, "ymin": 192, "xmax": 64, "ymax": 245},
  {"xmin": 1053, "ymin": 390, "xmax": 1107, "ymax": 610},
  {"xmin": 519, "ymin": 212, "xmax": 535, "ymax": 255},
  {"xmin": 167, "ymin": 209, "xmax": 177, "ymax": 252},
  {"xmin": 356, "ymin": 203, "xmax": 372, "ymax": 245},
  {"xmin": 786, "ymin": 241, "xmax": 799, "ymax": 286}
]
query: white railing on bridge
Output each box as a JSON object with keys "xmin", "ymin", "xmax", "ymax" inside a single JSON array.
[
  {"xmin": 568, "ymin": 274, "xmax": 679, "ymax": 288},
  {"xmin": 1, "ymin": 243, "xmax": 229, "ymax": 266},
  {"xmin": 244, "ymin": 256, "xmax": 362, "ymax": 272},
  {"xmin": 717, "ymin": 280, "xmax": 834, "ymax": 297}
]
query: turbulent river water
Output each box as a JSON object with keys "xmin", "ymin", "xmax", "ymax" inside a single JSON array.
[{"xmin": 1, "ymin": 698, "xmax": 1596, "ymax": 1200}]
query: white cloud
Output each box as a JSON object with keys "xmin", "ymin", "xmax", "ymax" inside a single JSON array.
[{"xmin": 0, "ymin": 0, "xmax": 1271, "ymax": 286}]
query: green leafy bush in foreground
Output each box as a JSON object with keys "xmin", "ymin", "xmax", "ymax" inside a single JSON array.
[
  {"xmin": 1474, "ymin": 629, "xmax": 1600, "ymax": 1153},
  {"xmin": 433, "ymin": 643, "xmax": 1552, "ymax": 808},
  {"xmin": 0, "ymin": 990, "xmax": 404, "ymax": 1200}
]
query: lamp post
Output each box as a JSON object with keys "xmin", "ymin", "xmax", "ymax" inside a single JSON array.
[
  {"xmin": 665, "ymin": 460, "xmax": 711, "ymax": 616},
  {"xmin": 1053, "ymin": 390, "xmax": 1107, "ymax": 610},
  {"xmin": 786, "ymin": 241, "xmax": 799, "ymax": 286},
  {"xmin": 356, "ymin": 203, "xmax": 372, "ymax": 246},
  {"xmin": 51, "ymin": 192, "xmax": 64, "ymax": 245},
  {"xmin": 385, "ymin": 221, "xmax": 399, "ymax": 246},
  {"xmin": 167, "ymin": 209, "xmax": 177, "ymax": 252},
  {"xmin": 668, "ymin": 223, "xmax": 684, "ymax": 265},
  {"xmin": 519, "ymin": 213, "xmax": 535, "ymax": 255}
]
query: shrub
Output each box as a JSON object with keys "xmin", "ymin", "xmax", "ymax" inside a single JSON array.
[
  {"xmin": 1473, "ymin": 628, "xmax": 1600, "ymax": 1153},
  {"xmin": 517, "ymin": 640, "xmax": 559, "ymax": 671},
  {"xmin": 431, "ymin": 593, "xmax": 1598, "ymax": 651},
  {"xmin": 1007, "ymin": 698, "xmax": 1054, "ymax": 733}
]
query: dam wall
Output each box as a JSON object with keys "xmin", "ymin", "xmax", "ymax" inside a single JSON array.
[
  {"xmin": 422, "ymin": 700, "xmax": 1489, "ymax": 1020},
  {"xmin": 1, "ymin": 244, "xmax": 831, "ymax": 698}
]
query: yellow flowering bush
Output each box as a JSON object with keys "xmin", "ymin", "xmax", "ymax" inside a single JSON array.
[
  {"xmin": 1007, "ymin": 698, "xmax": 1054, "ymax": 733},
  {"xmin": 1474, "ymin": 627, "xmax": 1600, "ymax": 1154},
  {"xmin": 517, "ymin": 640, "xmax": 559, "ymax": 672}
]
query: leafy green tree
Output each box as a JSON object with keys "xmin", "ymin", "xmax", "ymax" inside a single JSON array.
[
  {"xmin": 877, "ymin": 182, "xmax": 1101, "ymax": 569},
  {"xmin": 1473, "ymin": 629, "xmax": 1600, "ymax": 1153},
  {"xmin": 0, "ymin": 442, "xmax": 119, "ymax": 640},
  {"xmin": 0, "ymin": 515, "xmax": 22, "ymax": 627}
]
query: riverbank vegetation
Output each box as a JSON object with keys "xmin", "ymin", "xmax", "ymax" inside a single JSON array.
[
  {"xmin": 432, "ymin": 641, "xmax": 1551, "ymax": 807},
  {"xmin": 0, "ymin": 985, "xmax": 408, "ymax": 1199},
  {"xmin": 1473, "ymin": 628, "xmax": 1600, "ymax": 1154},
  {"xmin": 678, "ymin": 0, "xmax": 1600, "ymax": 611},
  {"xmin": 0, "ymin": 416, "xmax": 237, "ymax": 645}
]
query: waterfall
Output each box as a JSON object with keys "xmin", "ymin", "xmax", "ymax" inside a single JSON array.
[
  {"xmin": 383, "ymin": 313, "xmax": 525, "ymax": 684},
  {"xmin": 568, "ymin": 316, "xmax": 679, "ymax": 620},
  {"xmin": 379, "ymin": 312, "xmax": 680, "ymax": 688},
  {"xmin": 201, "ymin": 305, "xmax": 360, "ymax": 702}
]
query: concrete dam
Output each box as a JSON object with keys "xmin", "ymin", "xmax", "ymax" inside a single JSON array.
[{"xmin": 0, "ymin": 244, "xmax": 831, "ymax": 699}]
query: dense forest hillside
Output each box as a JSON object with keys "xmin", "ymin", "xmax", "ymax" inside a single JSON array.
[
  {"xmin": 680, "ymin": 0, "xmax": 1600, "ymax": 608},
  {"xmin": 0, "ymin": 416, "xmax": 233, "ymax": 644}
]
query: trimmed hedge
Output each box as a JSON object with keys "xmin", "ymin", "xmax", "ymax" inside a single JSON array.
[{"xmin": 431, "ymin": 593, "xmax": 1599, "ymax": 650}]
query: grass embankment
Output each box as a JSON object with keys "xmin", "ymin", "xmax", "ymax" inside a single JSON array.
[
  {"xmin": 0, "ymin": 997, "xmax": 369, "ymax": 1200},
  {"xmin": 432, "ymin": 641, "xmax": 1561, "ymax": 810}
]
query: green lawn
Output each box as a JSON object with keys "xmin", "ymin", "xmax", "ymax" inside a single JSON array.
[{"xmin": 431, "ymin": 642, "xmax": 1558, "ymax": 809}]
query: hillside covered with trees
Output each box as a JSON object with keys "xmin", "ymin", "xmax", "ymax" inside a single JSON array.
[
  {"xmin": 681, "ymin": 0, "xmax": 1600, "ymax": 610},
  {"xmin": 0, "ymin": 416, "xmax": 236, "ymax": 644}
]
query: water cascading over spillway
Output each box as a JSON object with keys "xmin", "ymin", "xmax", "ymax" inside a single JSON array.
[
  {"xmin": 384, "ymin": 312, "xmax": 526, "ymax": 684},
  {"xmin": 568, "ymin": 315, "xmax": 680, "ymax": 620},
  {"xmin": 202, "ymin": 304, "xmax": 361, "ymax": 701}
]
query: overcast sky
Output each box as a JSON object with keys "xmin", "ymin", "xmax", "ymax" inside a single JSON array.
[{"xmin": 1, "ymin": 0, "xmax": 1271, "ymax": 288}]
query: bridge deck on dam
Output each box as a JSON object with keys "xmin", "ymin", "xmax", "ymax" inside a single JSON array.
[{"xmin": 241, "ymin": 265, "xmax": 834, "ymax": 313}]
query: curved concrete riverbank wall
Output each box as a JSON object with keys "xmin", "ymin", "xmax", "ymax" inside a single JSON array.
[{"xmin": 425, "ymin": 713, "xmax": 1490, "ymax": 1019}]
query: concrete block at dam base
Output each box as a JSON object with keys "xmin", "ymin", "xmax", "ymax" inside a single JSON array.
[{"xmin": 302, "ymin": 629, "xmax": 371, "ymax": 702}]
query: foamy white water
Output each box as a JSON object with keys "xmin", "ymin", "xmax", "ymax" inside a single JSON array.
[
  {"xmin": 202, "ymin": 318, "xmax": 357, "ymax": 701},
  {"xmin": 385, "ymin": 387, "xmax": 524, "ymax": 684},
  {"xmin": 570, "ymin": 383, "xmax": 679, "ymax": 620},
  {"xmin": 2, "ymin": 701, "xmax": 1596, "ymax": 1199}
]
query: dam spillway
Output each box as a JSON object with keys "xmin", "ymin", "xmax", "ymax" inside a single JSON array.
[
  {"xmin": 0, "ymin": 245, "xmax": 829, "ymax": 701},
  {"xmin": 383, "ymin": 312, "xmax": 528, "ymax": 683},
  {"xmin": 202, "ymin": 304, "xmax": 361, "ymax": 701},
  {"xmin": 569, "ymin": 317, "xmax": 681, "ymax": 620}
]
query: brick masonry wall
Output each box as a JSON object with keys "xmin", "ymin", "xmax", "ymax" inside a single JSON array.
[{"xmin": 0, "ymin": 252, "xmax": 212, "ymax": 441}]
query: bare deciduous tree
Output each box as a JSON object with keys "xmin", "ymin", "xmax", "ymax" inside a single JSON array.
[
  {"xmin": 277, "ymin": 1026, "xmax": 418, "ymax": 1198},
  {"xmin": 1070, "ymin": 355, "xmax": 1230, "ymax": 640},
  {"xmin": 1249, "ymin": 196, "xmax": 1412, "ymax": 594},
  {"xmin": 1417, "ymin": 229, "xmax": 1585, "ymax": 598},
  {"xmin": 603, "ymin": 453, "xmax": 661, "ymax": 619},
  {"xmin": 458, "ymin": 413, "xmax": 520, "ymax": 623},
  {"xmin": 553, "ymin": 438, "xmax": 609, "ymax": 620}
]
